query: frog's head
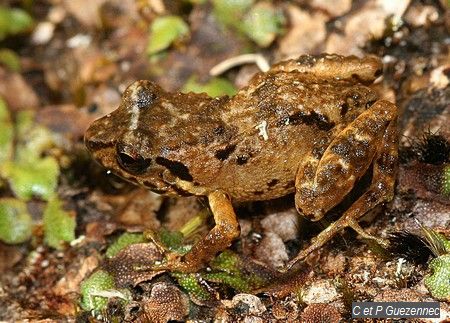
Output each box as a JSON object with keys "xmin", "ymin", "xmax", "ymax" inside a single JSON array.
[{"xmin": 85, "ymin": 80, "xmax": 183, "ymax": 195}]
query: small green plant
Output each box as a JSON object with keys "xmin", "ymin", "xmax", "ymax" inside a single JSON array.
[
  {"xmin": 418, "ymin": 225, "xmax": 450, "ymax": 301},
  {"xmin": 0, "ymin": 97, "xmax": 74, "ymax": 248},
  {"xmin": 80, "ymin": 270, "xmax": 131, "ymax": 316},
  {"xmin": 147, "ymin": 15, "xmax": 189, "ymax": 55}
]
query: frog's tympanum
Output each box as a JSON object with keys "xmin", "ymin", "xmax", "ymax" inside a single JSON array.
[{"xmin": 85, "ymin": 54, "xmax": 398, "ymax": 272}]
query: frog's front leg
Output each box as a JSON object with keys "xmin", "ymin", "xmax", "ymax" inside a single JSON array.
[
  {"xmin": 161, "ymin": 190, "xmax": 240, "ymax": 273},
  {"xmin": 288, "ymin": 100, "xmax": 397, "ymax": 269}
]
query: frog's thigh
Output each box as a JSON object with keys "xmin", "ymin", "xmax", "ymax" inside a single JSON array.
[
  {"xmin": 179, "ymin": 191, "xmax": 240, "ymax": 272},
  {"xmin": 290, "ymin": 100, "xmax": 397, "ymax": 268}
]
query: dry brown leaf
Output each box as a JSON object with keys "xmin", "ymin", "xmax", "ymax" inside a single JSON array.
[
  {"xmin": 0, "ymin": 68, "xmax": 39, "ymax": 111},
  {"xmin": 277, "ymin": 5, "xmax": 327, "ymax": 59}
]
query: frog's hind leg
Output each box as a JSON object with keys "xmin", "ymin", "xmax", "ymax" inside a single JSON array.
[{"xmin": 288, "ymin": 100, "xmax": 397, "ymax": 269}]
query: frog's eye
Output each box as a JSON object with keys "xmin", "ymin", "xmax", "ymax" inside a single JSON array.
[{"xmin": 116, "ymin": 145, "xmax": 151, "ymax": 174}]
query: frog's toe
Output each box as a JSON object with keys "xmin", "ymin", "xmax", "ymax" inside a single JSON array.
[{"xmin": 149, "ymin": 252, "xmax": 194, "ymax": 272}]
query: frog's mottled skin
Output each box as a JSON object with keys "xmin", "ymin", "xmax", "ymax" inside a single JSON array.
[{"xmin": 85, "ymin": 54, "xmax": 398, "ymax": 272}]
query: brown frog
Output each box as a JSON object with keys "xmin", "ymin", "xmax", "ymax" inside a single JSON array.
[{"xmin": 85, "ymin": 54, "xmax": 398, "ymax": 272}]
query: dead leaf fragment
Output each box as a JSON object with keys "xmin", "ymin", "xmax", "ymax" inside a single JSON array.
[
  {"xmin": 63, "ymin": 0, "xmax": 107, "ymax": 27},
  {"xmin": 310, "ymin": 0, "xmax": 352, "ymax": 18},
  {"xmin": 0, "ymin": 68, "xmax": 39, "ymax": 111},
  {"xmin": 326, "ymin": 0, "xmax": 411, "ymax": 55},
  {"xmin": 104, "ymin": 242, "xmax": 164, "ymax": 287},
  {"xmin": 254, "ymin": 231, "xmax": 289, "ymax": 268},
  {"xmin": 277, "ymin": 5, "xmax": 327, "ymax": 59}
]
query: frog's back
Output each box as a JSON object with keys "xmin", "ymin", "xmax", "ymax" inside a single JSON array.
[{"xmin": 187, "ymin": 55, "xmax": 381, "ymax": 201}]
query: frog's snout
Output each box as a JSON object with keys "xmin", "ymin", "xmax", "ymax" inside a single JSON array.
[{"xmin": 84, "ymin": 115, "xmax": 117, "ymax": 155}]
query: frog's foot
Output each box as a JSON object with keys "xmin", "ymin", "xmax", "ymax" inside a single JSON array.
[
  {"xmin": 150, "ymin": 191, "xmax": 240, "ymax": 273},
  {"xmin": 148, "ymin": 252, "xmax": 193, "ymax": 272},
  {"xmin": 348, "ymin": 220, "xmax": 389, "ymax": 248},
  {"xmin": 289, "ymin": 100, "xmax": 398, "ymax": 270},
  {"xmin": 143, "ymin": 230, "xmax": 196, "ymax": 272},
  {"xmin": 143, "ymin": 229, "xmax": 169, "ymax": 255}
]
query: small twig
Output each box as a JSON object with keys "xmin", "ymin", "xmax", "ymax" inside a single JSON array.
[{"xmin": 210, "ymin": 54, "xmax": 270, "ymax": 76}]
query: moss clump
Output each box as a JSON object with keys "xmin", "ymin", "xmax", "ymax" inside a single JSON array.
[
  {"xmin": 442, "ymin": 164, "xmax": 450, "ymax": 196},
  {"xmin": 171, "ymin": 272, "xmax": 211, "ymax": 301},
  {"xmin": 202, "ymin": 250, "xmax": 267, "ymax": 292},
  {"xmin": 424, "ymin": 254, "xmax": 450, "ymax": 301}
]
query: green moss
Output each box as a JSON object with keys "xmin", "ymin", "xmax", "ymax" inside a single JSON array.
[
  {"xmin": 424, "ymin": 254, "xmax": 450, "ymax": 301},
  {"xmin": 171, "ymin": 272, "xmax": 210, "ymax": 301},
  {"xmin": 105, "ymin": 232, "xmax": 145, "ymax": 258},
  {"xmin": 0, "ymin": 198, "xmax": 32, "ymax": 244},
  {"xmin": 209, "ymin": 249, "xmax": 240, "ymax": 272},
  {"xmin": 203, "ymin": 272, "xmax": 251, "ymax": 292},
  {"xmin": 43, "ymin": 196, "xmax": 75, "ymax": 249},
  {"xmin": 443, "ymin": 164, "xmax": 450, "ymax": 196},
  {"xmin": 202, "ymin": 250, "xmax": 268, "ymax": 292}
]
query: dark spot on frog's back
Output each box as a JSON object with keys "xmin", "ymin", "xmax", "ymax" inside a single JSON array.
[
  {"xmin": 215, "ymin": 144, "xmax": 237, "ymax": 161},
  {"xmin": 267, "ymin": 179, "xmax": 279, "ymax": 187},
  {"xmin": 289, "ymin": 111, "xmax": 335, "ymax": 131},
  {"xmin": 129, "ymin": 82, "xmax": 159, "ymax": 109},
  {"xmin": 155, "ymin": 157, "xmax": 193, "ymax": 181}
]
